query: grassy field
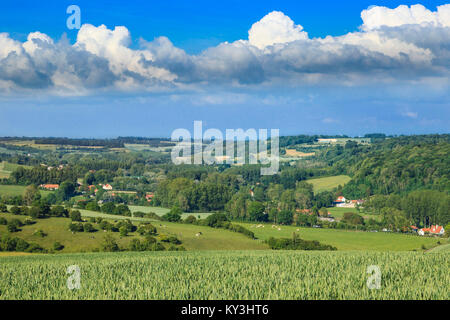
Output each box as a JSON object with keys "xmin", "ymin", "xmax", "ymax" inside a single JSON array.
[
  {"xmin": 307, "ymin": 175, "xmax": 351, "ymax": 193},
  {"xmin": 128, "ymin": 205, "xmax": 213, "ymax": 219},
  {"xmin": 326, "ymin": 207, "xmax": 382, "ymax": 221},
  {"xmin": 239, "ymin": 222, "xmax": 443, "ymax": 251},
  {"xmin": 0, "ymin": 185, "xmax": 54, "ymax": 197},
  {"xmin": 0, "ymin": 162, "xmax": 32, "ymax": 179},
  {"xmin": 0, "ymin": 212, "xmax": 265, "ymax": 252},
  {"xmin": 0, "ymin": 250, "xmax": 448, "ymax": 299}
]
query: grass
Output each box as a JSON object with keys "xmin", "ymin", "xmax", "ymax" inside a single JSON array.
[
  {"xmin": 0, "ymin": 250, "xmax": 448, "ymax": 299},
  {"xmin": 307, "ymin": 175, "xmax": 351, "ymax": 193},
  {"xmin": 239, "ymin": 222, "xmax": 443, "ymax": 251},
  {"xmin": 0, "ymin": 162, "xmax": 32, "ymax": 179},
  {"xmin": 0, "ymin": 212, "xmax": 265, "ymax": 252},
  {"xmin": 0, "ymin": 185, "xmax": 54, "ymax": 197},
  {"xmin": 326, "ymin": 207, "xmax": 382, "ymax": 221},
  {"xmin": 128, "ymin": 205, "xmax": 214, "ymax": 219}
]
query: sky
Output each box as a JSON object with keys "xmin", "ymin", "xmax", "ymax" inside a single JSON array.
[{"xmin": 0, "ymin": 0, "xmax": 449, "ymax": 137}]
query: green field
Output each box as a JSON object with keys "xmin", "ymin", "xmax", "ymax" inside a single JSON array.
[
  {"xmin": 0, "ymin": 185, "xmax": 54, "ymax": 197},
  {"xmin": 0, "ymin": 250, "xmax": 448, "ymax": 299},
  {"xmin": 0, "ymin": 212, "xmax": 265, "ymax": 252},
  {"xmin": 128, "ymin": 205, "xmax": 214, "ymax": 219},
  {"xmin": 0, "ymin": 162, "xmax": 32, "ymax": 179},
  {"xmin": 307, "ymin": 175, "xmax": 351, "ymax": 193},
  {"xmin": 239, "ymin": 222, "xmax": 443, "ymax": 251}
]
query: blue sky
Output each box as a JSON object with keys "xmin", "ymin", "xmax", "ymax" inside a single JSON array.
[{"xmin": 0, "ymin": 0, "xmax": 449, "ymax": 137}]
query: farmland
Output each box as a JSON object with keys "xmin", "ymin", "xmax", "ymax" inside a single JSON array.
[
  {"xmin": 0, "ymin": 250, "xmax": 448, "ymax": 299},
  {"xmin": 239, "ymin": 222, "xmax": 442, "ymax": 251},
  {"xmin": 0, "ymin": 212, "xmax": 265, "ymax": 252},
  {"xmin": 306, "ymin": 175, "xmax": 351, "ymax": 193},
  {"xmin": 0, "ymin": 185, "xmax": 54, "ymax": 197}
]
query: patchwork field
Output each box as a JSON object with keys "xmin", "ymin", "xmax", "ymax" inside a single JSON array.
[
  {"xmin": 0, "ymin": 250, "xmax": 448, "ymax": 299},
  {"xmin": 307, "ymin": 175, "xmax": 351, "ymax": 193}
]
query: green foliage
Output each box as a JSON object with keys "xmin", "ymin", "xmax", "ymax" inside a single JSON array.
[
  {"xmin": 267, "ymin": 233, "xmax": 337, "ymax": 251},
  {"xmin": 162, "ymin": 206, "xmax": 182, "ymax": 222},
  {"xmin": 69, "ymin": 210, "xmax": 82, "ymax": 222},
  {"xmin": 101, "ymin": 234, "xmax": 120, "ymax": 252}
]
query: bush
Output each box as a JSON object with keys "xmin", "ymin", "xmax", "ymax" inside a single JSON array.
[
  {"xmin": 26, "ymin": 243, "xmax": 46, "ymax": 253},
  {"xmin": 162, "ymin": 207, "xmax": 182, "ymax": 222},
  {"xmin": 119, "ymin": 226, "xmax": 128, "ymax": 236},
  {"xmin": 85, "ymin": 201, "xmax": 101, "ymax": 212},
  {"xmin": 24, "ymin": 218, "xmax": 35, "ymax": 225},
  {"xmin": 133, "ymin": 211, "xmax": 145, "ymax": 218},
  {"xmin": 137, "ymin": 223, "xmax": 157, "ymax": 236},
  {"xmin": 0, "ymin": 203, "xmax": 7, "ymax": 212},
  {"xmin": 53, "ymin": 241, "xmax": 64, "ymax": 251},
  {"xmin": 144, "ymin": 211, "xmax": 162, "ymax": 221},
  {"xmin": 69, "ymin": 210, "xmax": 82, "ymax": 222},
  {"xmin": 15, "ymin": 238, "xmax": 30, "ymax": 251},
  {"xmin": 83, "ymin": 223, "xmax": 96, "ymax": 233},
  {"xmin": 10, "ymin": 206, "xmax": 21, "ymax": 215},
  {"xmin": 68, "ymin": 222, "xmax": 84, "ymax": 233},
  {"xmin": 101, "ymin": 234, "xmax": 120, "ymax": 252},
  {"xmin": 0, "ymin": 217, "xmax": 7, "ymax": 225},
  {"xmin": 267, "ymin": 233, "xmax": 337, "ymax": 251},
  {"xmin": 184, "ymin": 215, "xmax": 197, "ymax": 224},
  {"xmin": 33, "ymin": 229, "xmax": 47, "ymax": 237},
  {"xmin": 205, "ymin": 213, "xmax": 228, "ymax": 227}
]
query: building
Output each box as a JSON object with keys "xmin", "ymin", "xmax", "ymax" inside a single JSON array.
[
  {"xmin": 102, "ymin": 184, "xmax": 113, "ymax": 191},
  {"xmin": 40, "ymin": 184, "xmax": 59, "ymax": 190},
  {"xmin": 418, "ymin": 225, "xmax": 445, "ymax": 236},
  {"xmin": 145, "ymin": 193, "xmax": 154, "ymax": 202}
]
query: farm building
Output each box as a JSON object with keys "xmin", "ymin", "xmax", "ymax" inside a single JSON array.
[
  {"xmin": 418, "ymin": 225, "xmax": 445, "ymax": 236},
  {"xmin": 102, "ymin": 184, "xmax": 113, "ymax": 190},
  {"xmin": 40, "ymin": 184, "xmax": 59, "ymax": 190}
]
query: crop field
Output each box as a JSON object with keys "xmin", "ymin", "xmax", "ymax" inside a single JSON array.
[
  {"xmin": 240, "ymin": 222, "xmax": 443, "ymax": 251},
  {"xmin": 306, "ymin": 175, "xmax": 351, "ymax": 193},
  {"xmin": 0, "ymin": 250, "xmax": 448, "ymax": 299}
]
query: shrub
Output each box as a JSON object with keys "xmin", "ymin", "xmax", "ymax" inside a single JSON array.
[
  {"xmin": 101, "ymin": 234, "xmax": 119, "ymax": 252},
  {"xmin": 205, "ymin": 213, "xmax": 228, "ymax": 227},
  {"xmin": 0, "ymin": 217, "xmax": 7, "ymax": 225},
  {"xmin": 184, "ymin": 215, "xmax": 197, "ymax": 224},
  {"xmin": 69, "ymin": 210, "xmax": 82, "ymax": 222},
  {"xmin": 83, "ymin": 223, "xmax": 96, "ymax": 233},
  {"xmin": 53, "ymin": 241, "xmax": 64, "ymax": 251},
  {"xmin": 68, "ymin": 222, "xmax": 84, "ymax": 233},
  {"xmin": 0, "ymin": 203, "xmax": 7, "ymax": 212},
  {"xmin": 267, "ymin": 233, "xmax": 337, "ymax": 251},
  {"xmin": 33, "ymin": 229, "xmax": 47, "ymax": 237},
  {"xmin": 10, "ymin": 206, "xmax": 21, "ymax": 215},
  {"xmin": 162, "ymin": 207, "xmax": 182, "ymax": 222}
]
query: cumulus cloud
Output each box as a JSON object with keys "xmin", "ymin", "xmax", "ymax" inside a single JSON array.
[
  {"xmin": 248, "ymin": 11, "xmax": 308, "ymax": 49},
  {"xmin": 0, "ymin": 4, "xmax": 449, "ymax": 95}
]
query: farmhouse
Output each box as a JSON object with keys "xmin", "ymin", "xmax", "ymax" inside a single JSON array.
[
  {"xmin": 102, "ymin": 184, "xmax": 113, "ymax": 190},
  {"xmin": 418, "ymin": 225, "xmax": 445, "ymax": 236},
  {"xmin": 40, "ymin": 184, "xmax": 59, "ymax": 190},
  {"xmin": 145, "ymin": 193, "xmax": 154, "ymax": 202}
]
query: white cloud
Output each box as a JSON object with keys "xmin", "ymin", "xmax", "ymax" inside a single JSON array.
[
  {"xmin": 248, "ymin": 11, "xmax": 308, "ymax": 49},
  {"xmin": 361, "ymin": 4, "xmax": 450, "ymax": 30},
  {"xmin": 0, "ymin": 5, "xmax": 449, "ymax": 95}
]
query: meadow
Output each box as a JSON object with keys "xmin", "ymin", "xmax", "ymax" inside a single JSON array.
[
  {"xmin": 306, "ymin": 175, "xmax": 351, "ymax": 193},
  {"xmin": 0, "ymin": 185, "xmax": 54, "ymax": 197},
  {"xmin": 0, "ymin": 212, "xmax": 265, "ymax": 252},
  {"xmin": 0, "ymin": 250, "xmax": 448, "ymax": 300},
  {"xmin": 240, "ymin": 222, "xmax": 442, "ymax": 251}
]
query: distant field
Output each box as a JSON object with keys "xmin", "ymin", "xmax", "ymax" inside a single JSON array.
[
  {"xmin": 128, "ymin": 205, "xmax": 213, "ymax": 219},
  {"xmin": 307, "ymin": 175, "xmax": 351, "ymax": 193},
  {"xmin": 326, "ymin": 207, "xmax": 382, "ymax": 221},
  {"xmin": 239, "ymin": 222, "xmax": 443, "ymax": 251},
  {"xmin": 1, "ymin": 250, "xmax": 448, "ymax": 299},
  {"xmin": 0, "ymin": 162, "xmax": 32, "ymax": 179},
  {"xmin": 0, "ymin": 185, "xmax": 54, "ymax": 197}
]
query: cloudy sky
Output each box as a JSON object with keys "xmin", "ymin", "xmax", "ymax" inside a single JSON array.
[{"xmin": 0, "ymin": 0, "xmax": 449, "ymax": 137}]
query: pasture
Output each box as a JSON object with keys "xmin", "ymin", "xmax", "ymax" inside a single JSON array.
[
  {"xmin": 0, "ymin": 185, "xmax": 54, "ymax": 197},
  {"xmin": 0, "ymin": 250, "xmax": 448, "ymax": 299},
  {"xmin": 0, "ymin": 212, "xmax": 265, "ymax": 252},
  {"xmin": 306, "ymin": 175, "xmax": 351, "ymax": 193},
  {"xmin": 240, "ymin": 222, "xmax": 442, "ymax": 251}
]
